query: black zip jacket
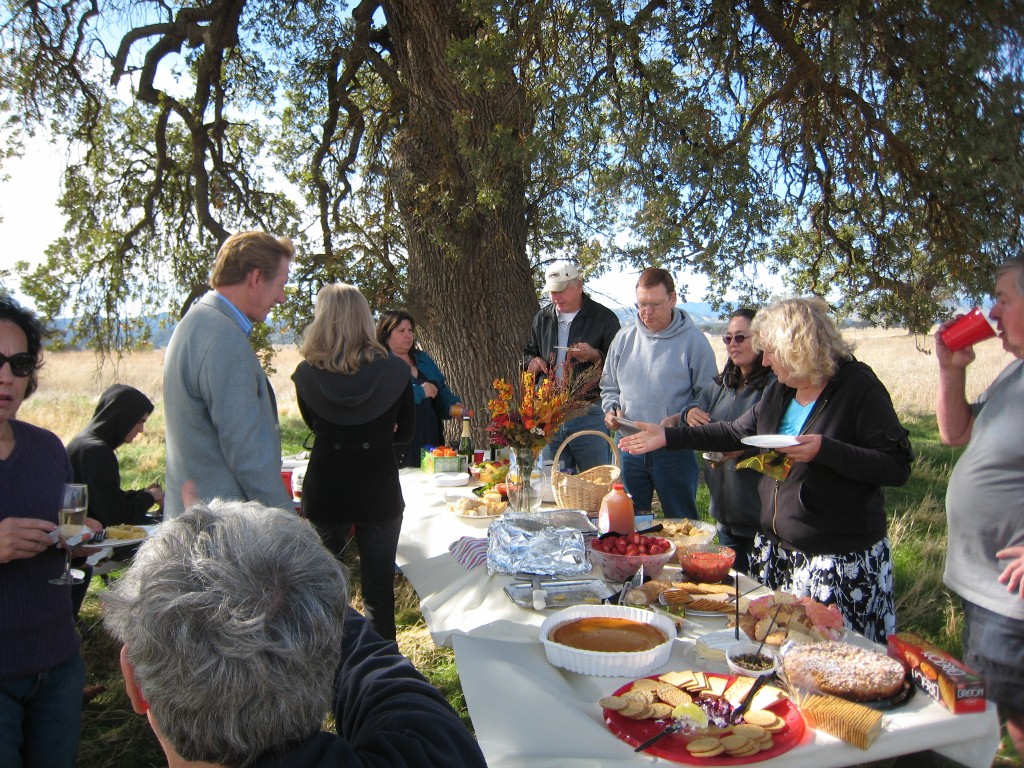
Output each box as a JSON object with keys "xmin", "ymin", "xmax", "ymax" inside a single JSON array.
[
  {"xmin": 66, "ymin": 384, "xmax": 157, "ymax": 527},
  {"xmin": 665, "ymin": 358, "xmax": 912, "ymax": 554},
  {"xmin": 522, "ymin": 293, "xmax": 621, "ymax": 399}
]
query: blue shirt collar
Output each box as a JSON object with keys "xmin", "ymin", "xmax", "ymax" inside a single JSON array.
[{"xmin": 214, "ymin": 292, "xmax": 254, "ymax": 338}]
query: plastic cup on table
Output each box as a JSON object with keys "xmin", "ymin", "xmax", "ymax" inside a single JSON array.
[
  {"xmin": 939, "ymin": 307, "xmax": 996, "ymax": 352},
  {"xmin": 474, "ymin": 450, "xmax": 485, "ymax": 463}
]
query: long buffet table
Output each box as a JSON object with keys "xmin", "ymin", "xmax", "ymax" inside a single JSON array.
[{"xmin": 394, "ymin": 469, "xmax": 1000, "ymax": 768}]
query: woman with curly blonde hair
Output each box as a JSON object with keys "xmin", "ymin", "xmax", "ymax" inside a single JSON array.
[
  {"xmin": 292, "ymin": 284, "xmax": 415, "ymax": 640},
  {"xmin": 619, "ymin": 297, "xmax": 912, "ymax": 643}
]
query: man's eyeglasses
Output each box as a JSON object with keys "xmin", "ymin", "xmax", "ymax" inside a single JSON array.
[
  {"xmin": 0, "ymin": 352, "xmax": 36, "ymax": 377},
  {"xmin": 721, "ymin": 334, "xmax": 749, "ymax": 346},
  {"xmin": 634, "ymin": 301, "xmax": 668, "ymax": 311}
]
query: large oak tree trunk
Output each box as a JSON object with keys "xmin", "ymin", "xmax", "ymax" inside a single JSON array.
[{"xmin": 384, "ymin": 0, "xmax": 539, "ymax": 442}]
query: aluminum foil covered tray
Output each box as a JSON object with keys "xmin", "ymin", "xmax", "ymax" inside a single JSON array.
[{"xmin": 486, "ymin": 511, "xmax": 594, "ymax": 576}]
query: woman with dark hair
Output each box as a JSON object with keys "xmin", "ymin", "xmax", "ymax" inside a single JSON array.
[
  {"xmin": 0, "ymin": 295, "xmax": 89, "ymax": 766},
  {"xmin": 293, "ymin": 285, "xmax": 415, "ymax": 640},
  {"xmin": 682, "ymin": 308, "xmax": 774, "ymax": 573},
  {"xmin": 375, "ymin": 310, "xmax": 465, "ymax": 467}
]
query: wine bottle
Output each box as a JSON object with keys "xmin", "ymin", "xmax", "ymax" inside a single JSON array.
[{"xmin": 457, "ymin": 416, "xmax": 474, "ymax": 470}]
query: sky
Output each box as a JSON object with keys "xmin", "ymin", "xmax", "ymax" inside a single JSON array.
[{"xmin": 0, "ymin": 136, "xmax": 67, "ymax": 306}]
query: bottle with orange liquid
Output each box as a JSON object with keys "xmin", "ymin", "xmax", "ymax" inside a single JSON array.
[{"xmin": 598, "ymin": 483, "xmax": 635, "ymax": 534}]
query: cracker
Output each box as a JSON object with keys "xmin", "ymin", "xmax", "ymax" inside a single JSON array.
[
  {"xmin": 648, "ymin": 702, "xmax": 673, "ymax": 719},
  {"xmin": 686, "ymin": 738, "xmax": 722, "ymax": 755},
  {"xmin": 623, "ymin": 688, "xmax": 655, "ymax": 705},
  {"xmin": 691, "ymin": 744, "xmax": 726, "ymax": 757},
  {"xmin": 728, "ymin": 744, "xmax": 761, "ymax": 757},
  {"xmin": 656, "ymin": 685, "xmax": 692, "ymax": 707},
  {"xmin": 598, "ymin": 695, "xmax": 629, "ymax": 711},
  {"xmin": 658, "ymin": 670, "xmax": 695, "ymax": 688},
  {"xmin": 732, "ymin": 723, "xmax": 767, "ymax": 740},
  {"xmin": 740, "ymin": 709, "xmax": 778, "ymax": 727},
  {"xmin": 632, "ymin": 678, "xmax": 661, "ymax": 692},
  {"xmin": 625, "ymin": 704, "xmax": 653, "ymax": 720},
  {"xmin": 618, "ymin": 700, "xmax": 647, "ymax": 718},
  {"xmin": 719, "ymin": 734, "xmax": 751, "ymax": 751}
]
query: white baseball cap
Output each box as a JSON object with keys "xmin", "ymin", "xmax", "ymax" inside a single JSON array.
[{"xmin": 543, "ymin": 260, "xmax": 581, "ymax": 292}]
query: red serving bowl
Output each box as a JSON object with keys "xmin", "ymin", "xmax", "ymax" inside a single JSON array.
[{"xmin": 677, "ymin": 544, "xmax": 736, "ymax": 582}]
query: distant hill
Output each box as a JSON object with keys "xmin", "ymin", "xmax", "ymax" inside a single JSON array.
[{"xmin": 51, "ymin": 313, "xmax": 298, "ymax": 350}]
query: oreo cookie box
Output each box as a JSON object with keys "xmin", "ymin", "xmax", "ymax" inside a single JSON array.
[{"xmin": 887, "ymin": 632, "xmax": 986, "ymax": 714}]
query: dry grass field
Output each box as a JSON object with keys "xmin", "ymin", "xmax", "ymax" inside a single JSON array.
[
  {"xmin": 15, "ymin": 329, "xmax": 1021, "ymax": 767},
  {"xmin": 22, "ymin": 326, "xmax": 1014, "ymax": 437}
]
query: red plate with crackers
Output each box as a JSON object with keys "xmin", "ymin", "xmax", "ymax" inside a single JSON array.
[{"xmin": 603, "ymin": 673, "xmax": 808, "ymax": 764}]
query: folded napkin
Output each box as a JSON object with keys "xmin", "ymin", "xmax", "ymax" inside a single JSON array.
[{"xmin": 449, "ymin": 536, "xmax": 489, "ymax": 570}]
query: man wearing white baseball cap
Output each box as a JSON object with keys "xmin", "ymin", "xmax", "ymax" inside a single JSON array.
[{"xmin": 523, "ymin": 259, "xmax": 621, "ymax": 471}]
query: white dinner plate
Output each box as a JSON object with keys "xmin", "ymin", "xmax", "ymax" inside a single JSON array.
[
  {"xmin": 100, "ymin": 524, "xmax": 157, "ymax": 547},
  {"xmin": 740, "ymin": 434, "xmax": 800, "ymax": 448}
]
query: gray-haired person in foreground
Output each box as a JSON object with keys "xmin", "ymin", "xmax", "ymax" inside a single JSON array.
[{"xmin": 102, "ymin": 499, "xmax": 487, "ymax": 768}]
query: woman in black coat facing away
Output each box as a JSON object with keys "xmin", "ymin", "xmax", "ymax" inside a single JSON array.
[{"xmin": 292, "ymin": 283, "xmax": 415, "ymax": 641}]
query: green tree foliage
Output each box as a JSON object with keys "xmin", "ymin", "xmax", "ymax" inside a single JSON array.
[{"xmin": 1, "ymin": 1, "xmax": 1022, "ymax": 399}]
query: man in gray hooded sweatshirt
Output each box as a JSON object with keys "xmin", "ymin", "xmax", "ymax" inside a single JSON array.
[{"xmin": 601, "ymin": 268, "xmax": 717, "ymax": 519}]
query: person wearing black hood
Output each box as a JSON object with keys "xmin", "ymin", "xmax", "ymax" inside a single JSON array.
[
  {"xmin": 66, "ymin": 384, "xmax": 164, "ymax": 528},
  {"xmin": 292, "ymin": 284, "xmax": 414, "ymax": 641},
  {"xmin": 66, "ymin": 384, "xmax": 164, "ymax": 621}
]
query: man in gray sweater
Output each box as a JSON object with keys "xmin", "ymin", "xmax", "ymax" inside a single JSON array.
[
  {"xmin": 601, "ymin": 268, "xmax": 717, "ymax": 519},
  {"xmin": 162, "ymin": 231, "xmax": 295, "ymax": 518}
]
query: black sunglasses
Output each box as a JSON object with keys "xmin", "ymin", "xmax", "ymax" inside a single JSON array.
[
  {"xmin": 721, "ymin": 334, "xmax": 749, "ymax": 345},
  {"xmin": 0, "ymin": 352, "xmax": 36, "ymax": 377}
]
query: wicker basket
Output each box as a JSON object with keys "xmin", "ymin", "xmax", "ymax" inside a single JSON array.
[{"xmin": 550, "ymin": 430, "xmax": 621, "ymax": 513}]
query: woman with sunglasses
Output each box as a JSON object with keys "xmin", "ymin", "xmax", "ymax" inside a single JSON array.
[
  {"xmin": 619, "ymin": 297, "xmax": 912, "ymax": 643},
  {"xmin": 682, "ymin": 309, "xmax": 773, "ymax": 573},
  {"xmin": 0, "ymin": 295, "xmax": 87, "ymax": 767}
]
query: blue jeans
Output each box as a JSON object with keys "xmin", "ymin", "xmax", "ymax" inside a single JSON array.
[
  {"xmin": 962, "ymin": 599, "xmax": 1024, "ymax": 711},
  {"xmin": 0, "ymin": 651, "xmax": 85, "ymax": 768},
  {"xmin": 620, "ymin": 447, "xmax": 699, "ymax": 519},
  {"xmin": 541, "ymin": 405, "xmax": 609, "ymax": 472}
]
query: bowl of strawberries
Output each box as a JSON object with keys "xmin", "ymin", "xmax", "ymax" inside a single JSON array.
[{"xmin": 588, "ymin": 532, "xmax": 675, "ymax": 582}]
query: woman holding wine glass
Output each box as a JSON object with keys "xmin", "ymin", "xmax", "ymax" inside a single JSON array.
[{"xmin": 0, "ymin": 295, "xmax": 91, "ymax": 767}]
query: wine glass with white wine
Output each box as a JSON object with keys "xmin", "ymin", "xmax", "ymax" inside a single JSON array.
[{"xmin": 50, "ymin": 483, "xmax": 88, "ymax": 586}]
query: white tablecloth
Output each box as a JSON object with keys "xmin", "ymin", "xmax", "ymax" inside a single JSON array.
[{"xmin": 395, "ymin": 470, "xmax": 1000, "ymax": 768}]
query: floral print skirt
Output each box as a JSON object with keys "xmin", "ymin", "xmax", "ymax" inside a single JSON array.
[{"xmin": 750, "ymin": 534, "xmax": 896, "ymax": 644}]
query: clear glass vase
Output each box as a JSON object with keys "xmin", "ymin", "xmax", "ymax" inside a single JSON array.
[{"xmin": 507, "ymin": 446, "xmax": 543, "ymax": 513}]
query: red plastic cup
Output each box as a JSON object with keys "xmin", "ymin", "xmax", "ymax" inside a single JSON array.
[
  {"xmin": 474, "ymin": 450, "xmax": 485, "ymax": 463},
  {"xmin": 940, "ymin": 307, "xmax": 996, "ymax": 351},
  {"xmin": 280, "ymin": 470, "xmax": 293, "ymax": 497}
]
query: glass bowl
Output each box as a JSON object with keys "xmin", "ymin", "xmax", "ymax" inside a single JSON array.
[
  {"xmin": 588, "ymin": 536, "xmax": 676, "ymax": 582},
  {"xmin": 660, "ymin": 519, "xmax": 717, "ymax": 552},
  {"xmin": 676, "ymin": 544, "xmax": 736, "ymax": 582}
]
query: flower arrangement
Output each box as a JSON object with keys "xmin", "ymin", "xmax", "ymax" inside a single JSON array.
[{"xmin": 485, "ymin": 364, "xmax": 601, "ymax": 452}]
